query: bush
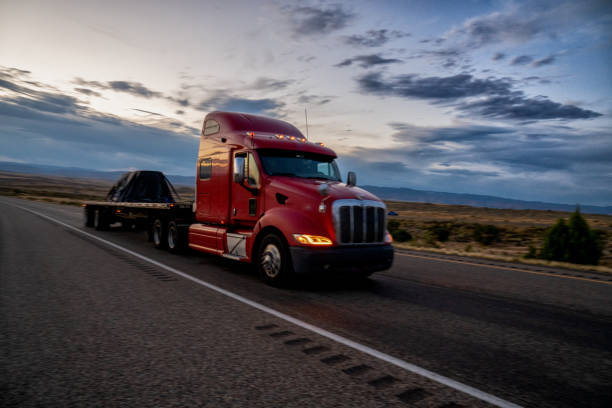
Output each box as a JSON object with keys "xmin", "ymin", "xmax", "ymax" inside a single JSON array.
[
  {"xmin": 473, "ymin": 224, "xmax": 501, "ymax": 246},
  {"xmin": 392, "ymin": 229, "xmax": 412, "ymax": 242},
  {"xmin": 426, "ymin": 223, "xmax": 452, "ymax": 242},
  {"xmin": 540, "ymin": 208, "xmax": 603, "ymax": 265},
  {"xmin": 387, "ymin": 220, "xmax": 400, "ymax": 233}
]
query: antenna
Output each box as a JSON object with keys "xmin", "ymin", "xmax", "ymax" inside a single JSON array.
[{"xmin": 305, "ymin": 107, "xmax": 309, "ymax": 140}]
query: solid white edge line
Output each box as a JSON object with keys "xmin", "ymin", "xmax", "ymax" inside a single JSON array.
[{"xmin": 18, "ymin": 204, "xmax": 522, "ymax": 408}]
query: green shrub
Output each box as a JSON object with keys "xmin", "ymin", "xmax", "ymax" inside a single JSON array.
[
  {"xmin": 473, "ymin": 224, "xmax": 501, "ymax": 245},
  {"xmin": 392, "ymin": 229, "xmax": 412, "ymax": 242},
  {"xmin": 426, "ymin": 223, "xmax": 452, "ymax": 242},
  {"xmin": 387, "ymin": 220, "xmax": 400, "ymax": 233},
  {"xmin": 524, "ymin": 245, "xmax": 538, "ymax": 259},
  {"xmin": 540, "ymin": 208, "xmax": 603, "ymax": 265}
]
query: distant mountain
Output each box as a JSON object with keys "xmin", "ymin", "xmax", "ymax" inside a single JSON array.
[
  {"xmin": 362, "ymin": 185, "xmax": 612, "ymax": 215},
  {"xmin": 0, "ymin": 161, "xmax": 194, "ymax": 186},
  {"xmin": 1, "ymin": 161, "xmax": 609, "ymax": 214}
]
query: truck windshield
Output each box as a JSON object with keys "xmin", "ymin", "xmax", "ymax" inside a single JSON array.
[{"xmin": 258, "ymin": 150, "xmax": 341, "ymax": 181}]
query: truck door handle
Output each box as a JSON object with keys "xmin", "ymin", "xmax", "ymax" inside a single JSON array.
[{"xmin": 233, "ymin": 208, "xmax": 237, "ymax": 216}]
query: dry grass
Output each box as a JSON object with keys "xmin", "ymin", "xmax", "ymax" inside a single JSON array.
[{"xmin": 386, "ymin": 201, "xmax": 612, "ymax": 269}]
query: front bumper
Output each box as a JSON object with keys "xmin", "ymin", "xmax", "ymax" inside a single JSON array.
[{"xmin": 289, "ymin": 244, "xmax": 394, "ymax": 275}]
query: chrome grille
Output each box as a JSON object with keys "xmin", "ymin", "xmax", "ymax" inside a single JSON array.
[{"xmin": 332, "ymin": 199, "xmax": 386, "ymax": 244}]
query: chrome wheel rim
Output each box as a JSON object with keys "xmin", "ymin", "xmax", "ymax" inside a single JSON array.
[
  {"xmin": 261, "ymin": 243, "xmax": 281, "ymax": 278},
  {"xmin": 153, "ymin": 222, "xmax": 161, "ymax": 246},
  {"xmin": 168, "ymin": 226, "xmax": 176, "ymax": 249}
]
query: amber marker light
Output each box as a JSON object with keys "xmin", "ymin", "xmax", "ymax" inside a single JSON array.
[
  {"xmin": 290, "ymin": 136, "xmax": 296, "ymax": 141},
  {"xmin": 384, "ymin": 230, "xmax": 393, "ymax": 244},
  {"xmin": 293, "ymin": 234, "xmax": 333, "ymax": 246}
]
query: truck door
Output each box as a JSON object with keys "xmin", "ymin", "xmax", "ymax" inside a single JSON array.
[{"xmin": 231, "ymin": 151, "xmax": 260, "ymax": 227}]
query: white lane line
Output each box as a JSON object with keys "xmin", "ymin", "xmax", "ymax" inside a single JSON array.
[{"xmin": 19, "ymin": 205, "xmax": 521, "ymax": 408}]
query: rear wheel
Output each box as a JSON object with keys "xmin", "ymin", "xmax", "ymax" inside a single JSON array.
[
  {"xmin": 84, "ymin": 207, "xmax": 94, "ymax": 227},
  {"xmin": 152, "ymin": 218, "xmax": 167, "ymax": 249},
  {"xmin": 94, "ymin": 209, "xmax": 108, "ymax": 230},
  {"xmin": 257, "ymin": 233, "xmax": 292, "ymax": 286},
  {"xmin": 167, "ymin": 221, "xmax": 185, "ymax": 253}
]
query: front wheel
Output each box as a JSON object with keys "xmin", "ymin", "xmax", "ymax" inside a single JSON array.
[{"xmin": 257, "ymin": 234, "xmax": 293, "ymax": 286}]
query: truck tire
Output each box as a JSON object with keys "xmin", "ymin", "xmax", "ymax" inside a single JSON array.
[
  {"xmin": 84, "ymin": 207, "xmax": 94, "ymax": 227},
  {"xmin": 257, "ymin": 233, "xmax": 293, "ymax": 286},
  {"xmin": 94, "ymin": 209, "xmax": 108, "ymax": 230},
  {"xmin": 167, "ymin": 221, "xmax": 185, "ymax": 253},
  {"xmin": 152, "ymin": 218, "xmax": 167, "ymax": 249}
]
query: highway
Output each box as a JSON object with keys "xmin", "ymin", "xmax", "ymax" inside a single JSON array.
[{"xmin": 1, "ymin": 197, "xmax": 611, "ymax": 407}]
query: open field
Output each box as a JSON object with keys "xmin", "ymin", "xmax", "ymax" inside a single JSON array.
[
  {"xmin": 1, "ymin": 171, "xmax": 609, "ymax": 269},
  {"xmin": 386, "ymin": 201, "xmax": 612, "ymax": 270}
]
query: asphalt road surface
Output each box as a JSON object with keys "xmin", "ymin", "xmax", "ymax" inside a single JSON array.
[{"xmin": 1, "ymin": 197, "xmax": 611, "ymax": 407}]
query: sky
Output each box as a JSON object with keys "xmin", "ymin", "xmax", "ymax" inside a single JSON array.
[{"xmin": 0, "ymin": 0, "xmax": 611, "ymax": 205}]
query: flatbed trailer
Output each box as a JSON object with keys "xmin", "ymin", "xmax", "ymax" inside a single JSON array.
[{"xmin": 83, "ymin": 170, "xmax": 195, "ymax": 252}]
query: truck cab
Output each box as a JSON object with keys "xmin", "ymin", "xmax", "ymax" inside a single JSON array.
[{"xmin": 189, "ymin": 111, "xmax": 393, "ymax": 285}]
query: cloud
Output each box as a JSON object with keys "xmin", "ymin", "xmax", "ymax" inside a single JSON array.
[
  {"xmin": 338, "ymin": 122, "xmax": 612, "ymax": 204},
  {"xmin": 356, "ymin": 72, "xmax": 602, "ymax": 120},
  {"xmin": 0, "ymin": 70, "xmax": 199, "ymax": 175},
  {"xmin": 457, "ymin": 95, "xmax": 602, "ymax": 120},
  {"xmin": 74, "ymin": 78, "xmax": 162, "ymax": 98},
  {"xmin": 335, "ymin": 54, "xmax": 402, "ymax": 68},
  {"xmin": 532, "ymin": 55, "xmax": 556, "ymax": 67},
  {"xmin": 510, "ymin": 55, "xmax": 533, "ymax": 65},
  {"xmin": 343, "ymin": 29, "xmax": 410, "ymax": 47},
  {"xmin": 196, "ymin": 91, "xmax": 284, "ymax": 116},
  {"xmin": 447, "ymin": 1, "xmax": 612, "ymax": 51},
  {"xmin": 492, "ymin": 52, "xmax": 506, "ymax": 61},
  {"xmin": 357, "ymin": 72, "xmax": 511, "ymax": 99},
  {"xmin": 284, "ymin": 4, "xmax": 354, "ymax": 36},
  {"xmin": 74, "ymin": 87, "xmax": 102, "ymax": 97},
  {"xmin": 250, "ymin": 77, "xmax": 293, "ymax": 91}
]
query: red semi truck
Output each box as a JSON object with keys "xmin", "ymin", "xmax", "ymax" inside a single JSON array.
[{"xmin": 84, "ymin": 111, "xmax": 393, "ymax": 285}]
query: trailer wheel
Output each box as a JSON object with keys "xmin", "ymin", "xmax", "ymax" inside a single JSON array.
[
  {"xmin": 152, "ymin": 218, "xmax": 167, "ymax": 249},
  {"xmin": 167, "ymin": 221, "xmax": 185, "ymax": 253},
  {"xmin": 257, "ymin": 233, "xmax": 293, "ymax": 286},
  {"xmin": 94, "ymin": 209, "xmax": 108, "ymax": 230},
  {"xmin": 84, "ymin": 207, "xmax": 94, "ymax": 227}
]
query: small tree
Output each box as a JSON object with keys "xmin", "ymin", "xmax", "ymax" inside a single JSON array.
[{"xmin": 540, "ymin": 208, "xmax": 603, "ymax": 265}]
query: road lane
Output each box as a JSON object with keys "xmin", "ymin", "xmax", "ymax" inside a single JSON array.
[{"xmin": 2, "ymin": 197, "xmax": 612, "ymax": 407}]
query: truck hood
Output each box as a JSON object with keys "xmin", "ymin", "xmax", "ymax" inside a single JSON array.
[{"xmin": 267, "ymin": 176, "xmax": 381, "ymax": 203}]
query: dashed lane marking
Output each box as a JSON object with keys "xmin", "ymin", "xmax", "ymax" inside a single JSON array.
[
  {"xmin": 395, "ymin": 251, "xmax": 612, "ymax": 286},
  {"xmin": 14, "ymin": 204, "xmax": 522, "ymax": 408}
]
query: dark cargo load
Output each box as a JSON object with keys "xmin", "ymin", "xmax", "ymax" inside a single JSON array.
[{"xmin": 106, "ymin": 170, "xmax": 181, "ymax": 203}]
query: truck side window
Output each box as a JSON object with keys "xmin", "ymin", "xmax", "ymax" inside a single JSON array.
[
  {"xmin": 203, "ymin": 120, "xmax": 220, "ymax": 136},
  {"xmin": 247, "ymin": 152, "xmax": 260, "ymax": 187},
  {"xmin": 199, "ymin": 158, "xmax": 212, "ymax": 180}
]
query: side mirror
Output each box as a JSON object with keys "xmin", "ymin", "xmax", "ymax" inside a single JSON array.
[
  {"xmin": 347, "ymin": 171, "xmax": 357, "ymax": 187},
  {"xmin": 233, "ymin": 156, "xmax": 245, "ymax": 183}
]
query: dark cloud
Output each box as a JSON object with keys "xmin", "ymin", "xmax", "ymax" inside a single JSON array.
[
  {"xmin": 343, "ymin": 29, "xmax": 410, "ymax": 47},
  {"xmin": 335, "ymin": 54, "xmax": 402, "ymax": 68},
  {"xmin": 284, "ymin": 4, "xmax": 354, "ymax": 36},
  {"xmin": 492, "ymin": 52, "xmax": 506, "ymax": 61},
  {"xmin": 74, "ymin": 78, "xmax": 162, "ymax": 98},
  {"xmin": 532, "ymin": 55, "xmax": 556, "ymax": 67},
  {"xmin": 297, "ymin": 94, "xmax": 332, "ymax": 105},
  {"xmin": 457, "ymin": 95, "xmax": 602, "ymax": 120},
  {"xmin": 458, "ymin": 13, "xmax": 542, "ymax": 48},
  {"xmin": 74, "ymin": 87, "xmax": 102, "ymax": 97},
  {"xmin": 196, "ymin": 91, "xmax": 283, "ymax": 116},
  {"xmin": 356, "ymin": 72, "xmax": 601, "ymax": 120},
  {"xmin": 175, "ymin": 110, "xmax": 185, "ymax": 115},
  {"xmin": 132, "ymin": 109, "xmax": 163, "ymax": 116},
  {"xmin": 357, "ymin": 72, "xmax": 511, "ymax": 99},
  {"xmin": 338, "ymin": 122, "xmax": 612, "ymax": 204},
  {"xmin": 250, "ymin": 77, "xmax": 293, "ymax": 91},
  {"xmin": 510, "ymin": 55, "xmax": 533, "ymax": 65}
]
